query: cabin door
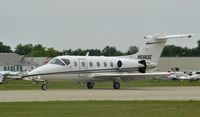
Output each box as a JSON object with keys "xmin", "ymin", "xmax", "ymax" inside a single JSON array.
[{"xmin": 78, "ymin": 59, "xmax": 88, "ymax": 78}]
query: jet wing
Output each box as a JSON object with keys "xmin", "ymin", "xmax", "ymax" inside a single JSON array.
[{"xmin": 90, "ymin": 72, "xmax": 170, "ymax": 81}]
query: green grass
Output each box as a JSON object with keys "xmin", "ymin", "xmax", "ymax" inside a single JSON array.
[
  {"xmin": 0, "ymin": 101, "xmax": 200, "ymax": 117},
  {"xmin": 1, "ymin": 79, "xmax": 200, "ymax": 90}
]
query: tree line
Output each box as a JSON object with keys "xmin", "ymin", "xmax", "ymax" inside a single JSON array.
[
  {"xmin": 0, "ymin": 40, "xmax": 200, "ymax": 57},
  {"xmin": 0, "ymin": 42, "xmax": 138, "ymax": 57},
  {"xmin": 161, "ymin": 40, "xmax": 200, "ymax": 57}
]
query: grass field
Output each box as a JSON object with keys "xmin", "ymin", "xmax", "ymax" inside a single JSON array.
[
  {"xmin": 0, "ymin": 101, "xmax": 200, "ymax": 117},
  {"xmin": 1, "ymin": 79, "xmax": 200, "ymax": 90}
]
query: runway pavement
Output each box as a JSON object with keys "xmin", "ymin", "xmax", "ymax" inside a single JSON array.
[{"xmin": 0, "ymin": 87, "xmax": 200, "ymax": 102}]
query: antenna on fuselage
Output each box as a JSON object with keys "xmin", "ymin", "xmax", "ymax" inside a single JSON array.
[{"xmin": 86, "ymin": 52, "xmax": 89, "ymax": 56}]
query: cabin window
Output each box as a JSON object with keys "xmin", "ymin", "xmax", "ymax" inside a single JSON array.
[
  {"xmin": 74, "ymin": 61, "xmax": 78, "ymax": 67},
  {"xmin": 61, "ymin": 59, "xmax": 70, "ymax": 65},
  {"xmin": 81, "ymin": 62, "xmax": 86, "ymax": 67},
  {"xmin": 104, "ymin": 62, "xmax": 107, "ymax": 67},
  {"xmin": 50, "ymin": 58, "xmax": 65, "ymax": 66},
  {"xmin": 89, "ymin": 62, "xmax": 93, "ymax": 67},
  {"xmin": 97, "ymin": 62, "xmax": 100, "ymax": 67},
  {"xmin": 110, "ymin": 62, "xmax": 114, "ymax": 67}
]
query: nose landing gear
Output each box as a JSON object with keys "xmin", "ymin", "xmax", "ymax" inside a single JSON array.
[
  {"xmin": 41, "ymin": 80, "xmax": 48, "ymax": 90},
  {"xmin": 41, "ymin": 83, "xmax": 48, "ymax": 90}
]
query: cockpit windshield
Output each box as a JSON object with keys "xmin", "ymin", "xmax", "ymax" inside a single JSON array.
[
  {"xmin": 49, "ymin": 58, "xmax": 65, "ymax": 66},
  {"xmin": 61, "ymin": 59, "xmax": 70, "ymax": 65}
]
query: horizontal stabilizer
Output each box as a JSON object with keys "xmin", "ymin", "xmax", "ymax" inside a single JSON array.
[{"xmin": 144, "ymin": 33, "xmax": 195, "ymax": 40}]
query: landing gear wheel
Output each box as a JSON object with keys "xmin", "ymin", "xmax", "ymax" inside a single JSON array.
[
  {"xmin": 87, "ymin": 82, "xmax": 94, "ymax": 89},
  {"xmin": 113, "ymin": 82, "xmax": 120, "ymax": 89},
  {"xmin": 41, "ymin": 84, "xmax": 48, "ymax": 90}
]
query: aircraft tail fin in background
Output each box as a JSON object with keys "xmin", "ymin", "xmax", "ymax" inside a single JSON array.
[{"xmin": 130, "ymin": 33, "xmax": 195, "ymax": 65}]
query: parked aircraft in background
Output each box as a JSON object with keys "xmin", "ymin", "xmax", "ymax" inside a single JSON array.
[
  {"xmin": 24, "ymin": 33, "xmax": 195, "ymax": 90},
  {"xmin": 0, "ymin": 71, "xmax": 21, "ymax": 83},
  {"xmin": 188, "ymin": 71, "xmax": 200, "ymax": 81},
  {"xmin": 168, "ymin": 70, "xmax": 200, "ymax": 81},
  {"xmin": 167, "ymin": 71, "xmax": 190, "ymax": 80}
]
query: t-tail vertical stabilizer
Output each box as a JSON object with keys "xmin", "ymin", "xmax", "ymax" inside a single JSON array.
[{"xmin": 130, "ymin": 33, "xmax": 195, "ymax": 65}]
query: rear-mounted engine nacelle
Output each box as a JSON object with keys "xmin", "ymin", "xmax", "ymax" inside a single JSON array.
[{"xmin": 138, "ymin": 60, "xmax": 147, "ymax": 73}]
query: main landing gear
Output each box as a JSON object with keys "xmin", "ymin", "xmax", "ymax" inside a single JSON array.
[
  {"xmin": 87, "ymin": 82, "xmax": 95, "ymax": 89},
  {"xmin": 113, "ymin": 82, "xmax": 120, "ymax": 89},
  {"xmin": 86, "ymin": 81, "xmax": 120, "ymax": 89}
]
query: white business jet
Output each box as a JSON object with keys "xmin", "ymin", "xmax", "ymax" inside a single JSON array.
[{"xmin": 25, "ymin": 33, "xmax": 194, "ymax": 90}]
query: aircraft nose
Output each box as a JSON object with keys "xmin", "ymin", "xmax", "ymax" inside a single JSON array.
[{"xmin": 28, "ymin": 67, "xmax": 42, "ymax": 76}]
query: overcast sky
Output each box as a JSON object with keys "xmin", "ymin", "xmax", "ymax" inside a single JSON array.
[{"xmin": 0, "ymin": 0, "xmax": 199, "ymax": 52}]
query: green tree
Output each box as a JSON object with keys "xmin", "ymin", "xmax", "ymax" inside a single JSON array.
[
  {"xmin": 45, "ymin": 48, "xmax": 61, "ymax": 57},
  {"xmin": 0, "ymin": 42, "xmax": 12, "ymax": 53},
  {"xmin": 28, "ymin": 44, "xmax": 46, "ymax": 57},
  {"xmin": 161, "ymin": 45, "xmax": 190, "ymax": 57},
  {"xmin": 194, "ymin": 40, "xmax": 200, "ymax": 56},
  {"xmin": 15, "ymin": 44, "xmax": 33, "ymax": 55},
  {"xmin": 126, "ymin": 46, "xmax": 138, "ymax": 55},
  {"xmin": 161, "ymin": 40, "xmax": 200, "ymax": 57},
  {"xmin": 62, "ymin": 49, "xmax": 73, "ymax": 55},
  {"xmin": 72, "ymin": 49, "xmax": 87, "ymax": 56},
  {"xmin": 85, "ymin": 49, "xmax": 102, "ymax": 56},
  {"xmin": 102, "ymin": 46, "xmax": 123, "ymax": 56}
]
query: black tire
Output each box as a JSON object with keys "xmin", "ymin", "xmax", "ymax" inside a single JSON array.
[
  {"xmin": 41, "ymin": 84, "xmax": 48, "ymax": 90},
  {"xmin": 113, "ymin": 82, "xmax": 120, "ymax": 89},
  {"xmin": 87, "ymin": 82, "xmax": 94, "ymax": 89}
]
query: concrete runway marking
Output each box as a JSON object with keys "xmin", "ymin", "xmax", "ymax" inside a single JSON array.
[{"xmin": 0, "ymin": 87, "xmax": 200, "ymax": 102}]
